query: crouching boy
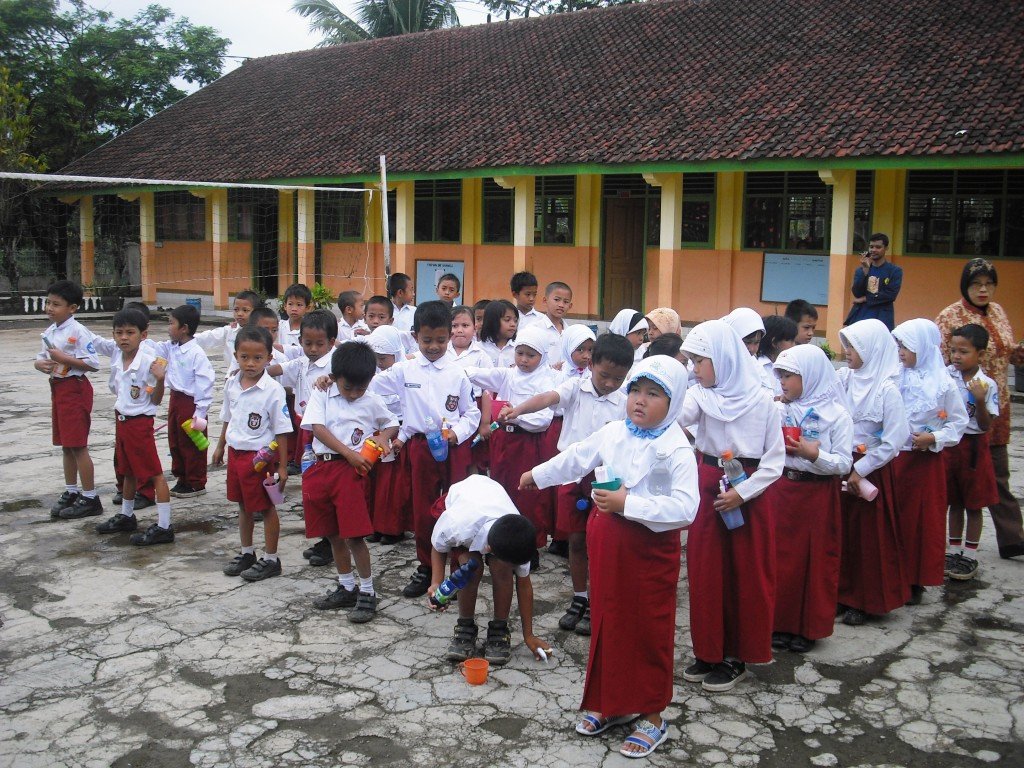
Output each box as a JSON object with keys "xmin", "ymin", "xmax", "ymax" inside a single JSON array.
[{"xmin": 429, "ymin": 475, "xmax": 552, "ymax": 665}]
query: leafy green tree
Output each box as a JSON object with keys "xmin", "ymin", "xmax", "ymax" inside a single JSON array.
[
  {"xmin": 292, "ymin": 0, "xmax": 459, "ymax": 45},
  {"xmin": 482, "ymin": 0, "xmax": 639, "ymax": 18}
]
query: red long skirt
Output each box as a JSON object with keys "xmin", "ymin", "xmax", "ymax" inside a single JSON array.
[
  {"xmin": 581, "ymin": 509, "xmax": 681, "ymax": 717},
  {"xmin": 541, "ymin": 417, "xmax": 563, "ymax": 537},
  {"xmin": 772, "ymin": 475, "xmax": 842, "ymax": 640},
  {"xmin": 489, "ymin": 428, "xmax": 551, "ymax": 548},
  {"xmin": 838, "ymin": 462, "xmax": 909, "ymax": 614},
  {"xmin": 893, "ymin": 450, "xmax": 948, "ymax": 588},
  {"xmin": 688, "ymin": 462, "xmax": 776, "ymax": 664},
  {"xmin": 406, "ymin": 437, "xmax": 471, "ymax": 567},
  {"xmin": 371, "ymin": 452, "xmax": 413, "ymax": 536}
]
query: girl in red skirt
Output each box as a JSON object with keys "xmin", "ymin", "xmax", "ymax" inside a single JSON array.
[
  {"xmin": 836, "ymin": 319, "xmax": 911, "ymax": 626},
  {"xmin": 447, "ymin": 305, "xmax": 493, "ymax": 475},
  {"xmin": 771, "ymin": 345, "xmax": 853, "ymax": 653},
  {"xmin": 678, "ymin": 320, "xmax": 785, "ymax": 692},
  {"xmin": 523, "ymin": 355, "xmax": 698, "ymax": 759},
  {"xmin": 891, "ymin": 319, "xmax": 968, "ymax": 603}
]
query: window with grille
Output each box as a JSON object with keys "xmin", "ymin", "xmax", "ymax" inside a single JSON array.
[
  {"xmin": 535, "ymin": 176, "xmax": 575, "ymax": 245},
  {"xmin": 414, "ymin": 180, "xmax": 461, "ymax": 243},
  {"xmin": 682, "ymin": 173, "xmax": 716, "ymax": 247},
  {"xmin": 227, "ymin": 189, "xmax": 255, "ymax": 241},
  {"xmin": 482, "ymin": 178, "xmax": 513, "ymax": 244},
  {"xmin": 744, "ymin": 171, "xmax": 831, "ymax": 251},
  {"xmin": 317, "ymin": 186, "xmax": 364, "ymax": 242},
  {"xmin": 155, "ymin": 191, "xmax": 205, "ymax": 241}
]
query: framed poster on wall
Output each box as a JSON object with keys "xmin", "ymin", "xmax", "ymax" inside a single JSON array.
[
  {"xmin": 416, "ymin": 260, "xmax": 465, "ymax": 305},
  {"xmin": 760, "ymin": 252, "xmax": 829, "ymax": 306}
]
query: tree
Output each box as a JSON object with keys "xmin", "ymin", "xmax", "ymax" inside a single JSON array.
[
  {"xmin": 482, "ymin": 0, "xmax": 639, "ymax": 18},
  {"xmin": 292, "ymin": 0, "xmax": 459, "ymax": 45}
]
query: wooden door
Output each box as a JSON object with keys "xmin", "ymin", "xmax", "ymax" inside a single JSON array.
[{"xmin": 602, "ymin": 198, "xmax": 646, "ymax": 316}]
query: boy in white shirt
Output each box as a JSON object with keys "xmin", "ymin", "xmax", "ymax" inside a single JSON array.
[
  {"xmin": 194, "ymin": 289, "xmax": 262, "ymax": 370},
  {"xmin": 337, "ymin": 290, "xmax": 369, "ymax": 341},
  {"xmin": 532, "ymin": 281, "xmax": 574, "ymax": 368},
  {"xmin": 301, "ymin": 342, "xmax": 399, "ymax": 623},
  {"xmin": 213, "ymin": 326, "xmax": 294, "ymax": 582},
  {"xmin": 429, "ymin": 475, "xmax": 551, "ymax": 665},
  {"xmin": 510, "ymin": 271, "xmax": 541, "ymax": 330},
  {"xmin": 388, "ymin": 273, "xmax": 416, "ymax": 334},
  {"xmin": 279, "ymin": 283, "xmax": 311, "ymax": 349}
]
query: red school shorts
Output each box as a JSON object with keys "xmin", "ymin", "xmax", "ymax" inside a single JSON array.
[
  {"xmin": 114, "ymin": 414, "xmax": 163, "ymax": 481},
  {"xmin": 301, "ymin": 459, "xmax": 373, "ymax": 539},
  {"xmin": 227, "ymin": 448, "xmax": 277, "ymax": 514},
  {"xmin": 555, "ymin": 472, "xmax": 595, "ymax": 536},
  {"xmin": 50, "ymin": 376, "xmax": 93, "ymax": 448},
  {"xmin": 945, "ymin": 432, "xmax": 999, "ymax": 510}
]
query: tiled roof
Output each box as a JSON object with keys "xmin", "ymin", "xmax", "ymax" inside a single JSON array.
[{"xmin": 60, "ymin": 0, "xmax": 1024, "ymax": 182}]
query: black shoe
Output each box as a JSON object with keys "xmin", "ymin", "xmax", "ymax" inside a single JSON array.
[
  {"xmin": 224, "ymin": 552, "xmax": 258, "ymax": 577},
  {"xmin": 313, "ymin": 584, "xmax": 358, "ymax": 610},
  {"xmin": 50, "ymin": 491, "xmax": 80, "ymax": 518},
  {"xmin": 558, "ymin": 596, "xmax": 589, "ymax": 631},
  {"xmin": 949, "ymin": 554, "xmax": 979, "ymax": 581},
  {"xmin": 483, "ymin": 619, "xmax": 512, "ymax": 666},
  {"xmin": 60, "ymin": 495, "xmax": 103, "ymax": 519},
  {"xmin": 788, "ymin": 635, "xmax": 816, "ymax": 653},
  {"xmin": 772, "ymin": 632, "xmax": 794, "ymax": 650},
  {"xmin": 287, "ymin": 461, "xmax": 301, "ymax": 476},
  {"xmin": 307, "ymin": 538, "xmax": 333, "ymax": 567},
  {"xmin": 683, "ymin": 658, "xmax": 715, "ymax": 683},
  {"xmin": 240, "ymin": 557, "xmax": 282, "ymax": 582},
  {"xmin": 112, "ymin": 492, "xmax": 123, "ymax": 506},
  {"xmin": 999, "ymin": 543, "xmax": 1024, "ymax": 560},
  {"xmin": 169, "ymin": 484, "xmax": 206, "ymax": 498},
  {"xmin": 302, "ymin": 538, "xmax": 329, "ymax": 560},
  {"xmin": 349, "ymin": 591, "xmax": 377, "ymax": 624},
  {"xmin": 547, "ymin": 539, "xmax": 569, "ymax": 558},
  {"xmin": 402, "ymin": 568, "xmax": 431, "ymax": 598},
  {"xmin": 96, "ymin": 513, "xmax": 138, "ymax": 533},
  {"xmin": 702, "ymin": 660, "xmax": 748, "ymax": 692},
  {"xmin": 365, "ymin": 532, "xmax": 382, "ymax": 543},
  {"xmin": 446, "ymin": 618, "xmax": 478, "ymax": 662},
  {"xmin": 574, "ymin": 605, "xmax": 591, "ymax": 636},
  {"xmin": 842, "ymin": 608, "xmax": 868, "ymax": 626},
  {"xmin": 130, "ymin": 523, "xmax": 175, "ymax": 546},
  {"xmin": 944, "ymin": 552, "xmax": 959, "ymax": 576},
  {"xmin": 905, "ymin": 584, "xmax": 924, "ymax": 606},
  {"xmin": 133, "ymin": 495, "xmax": 155, "ymax": 510},
  {"xmin": 169, "ymin": 480, "xmax": 187, "ymax": 494},
  {"xmin": 379, "ymin": 533, "xmax": 404, "ymax": 545}
]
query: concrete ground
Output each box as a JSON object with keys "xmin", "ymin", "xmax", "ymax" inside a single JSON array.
[{"xmin": 1, "ymin": 319, "xmax": 1023, "ymax": 768}]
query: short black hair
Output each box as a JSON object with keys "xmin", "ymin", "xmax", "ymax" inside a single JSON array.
[
  {"xmin": 331, "ymin": 341, "xmax": 377, "ymax": 386},
  {"xmin": 283, "ymin": 283, "xmax": 313, "ymax": 305},
  {"xmin": 480, "ymin": 299, "xmax": 517, "ymax": 344},
  {"xmin": 337, "ymin": 290, "xmax": 362, "ymax": 313},
  {"xmin": 112, "ymin": 307, "xmax": 148, "ymax": 332},
  {"xmin": 951, "ymin": 323, "xmax": 990, "ymax": 352},
  {"xmin": 171, "ymin": 304, "xmax": 200, "ymax": 336},
  {"xmin": 472, "ymin": 299, "xmax": 490, "ymax": 313},
  {"xmin": 545, "ymin": 281, "xmax": 572, "ymax": 297},
  {"xmin": 451, "ymin": 305, "xmax": 474, "ymax": 325},
  {"xmin": 593, "ymin": 332, "xmax": 635, "ymax": 368},
  {"xmin": 234, "ymin": 290, "xmax": 264, "ymax": 309},
  {"xmin": 46, "ymin": 280, "xmax": 83, "ymax": 307},
  {"xmin": 124, "ymin": 301, "xmax": 151, "ymax": 320},
  {"xmin": 248, "ymin": 307, "xmax": 279, "ymax": 325},
  {"xmin": 510, "ymin": 271, "xmax": 538, "ymax": 294},
  {"xmin": 437, "ymin": 273, "xmax": 461, "ymax": 291},
  {"xmin": 387, "ymin": 272, "xmax": 411, "ymax": 298},
  {"xmin": 301, "ymin": 308, "xmax": 339, "ymax": 341},
  {"xmin": 366, "ymin": 295, "xmax": 393, "ymax": 317},
  {"xmin": 869, "ymin": 232, "xmax": 890, "ymax": 247},
  {"xmin": 784, "ymin": 299, "xmax": 818, "ymax": 323},
  {"xmin": 487, "ymin": 514, "xmax": 537, "ymax": 566},
  {"xmin": 413, "ymin": 300, "xmax": 451, "ymax": 332},
  {"xmin": 235, "ymin": 324, "xmax": 273, "ymax": 353},
  {"xmin": 644, "ymin": 333, "xmax": 683, "ymax": 359},
  {"xmin": 758, "ymin": 315, "xmax": 798, "ymax": 357}
]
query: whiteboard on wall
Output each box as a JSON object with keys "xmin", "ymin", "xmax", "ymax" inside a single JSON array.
[
  {"xmin": 760, "ymin": 252, "xmax": 829, "ymax": 306},
  {"xmin": 415, "ymin": 260, "xmax": 465, "ymax": 305}
]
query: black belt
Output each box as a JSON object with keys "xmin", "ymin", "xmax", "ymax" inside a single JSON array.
[
  {"xmin": 115, "ymin": 411, "xmax": 151, "ymax": 422},
  {"xmin": 499, "ymin": 423, "xmax": 530, "ymax": 434},
  {"xmin": 700, "ymin": 452, "xmax": 760, "ymax": 472},
  {"xmin": 315, "ymin": 453, "xmax": 343, "ymax": 462},
  {"xmin": 783, "ymin": 468, "xmax": 832, "ymax": 483}
]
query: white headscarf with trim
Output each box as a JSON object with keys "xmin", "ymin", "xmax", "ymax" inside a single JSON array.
[
  {"xmin": 560, "ymin": 324, "xmax": 596, "ymax": 377},
  {"xmin": 891, "ymin": 318, "xmax": 953, "ymax": 419},
  {"xmin": 367, "ymin": 325, "xmax": 406, "ymax": 358},
  {"xmin": 721, "ymin": 307, "xmax": 765, "ymax": 340},
  {"xmin": 681, "ymin": 319, "xmax": 765, "ymax": 422},
  {"xmin": 773, "ymin": 343, "xmax": 850, "ymax": 426},
  {"xmin": 838, "ymin": 318, "xmax": 901, "ymax": 422},
  {"xmin": 609, "ymin": 309, "xmax": 647, "ymax": 336}
]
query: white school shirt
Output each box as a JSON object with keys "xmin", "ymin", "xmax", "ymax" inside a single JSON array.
[
  {"xmin": 300, "ymin": 385, "xmax": 398, "ymax": 456},
  {"xmin": 755, "ymin": 355, "xmax": 781, "ymax": 396},
  {"xmin": 899, "ymin": 378, "xmax": 969, "ymax": 453},
  {"xmin": 430, "ymin": 476, "xmax": 530, "ymax": 576},
  {"xmin": 532, "ymin": 421, "xmax": 699, "ymax": 534},
  {"xmin": 779, "ymin": 402, "xmax": 854, "ymax": 476},
  {"xmin": 37, "ymin": 317, "xmax": 99, "ymax": 378},
  {"xmin": 517, "ymin": 307, "xmax": 542, "ymax": 330},
  {"xmin": 532, "ymin": 315, "xmax": 564, "ymax": 367},
  {"xmin": 948, "ymin": 365, "xmax": 999, "ymax": 435},
  {"xmin": 278, "ymin": 351, "xmax": 333, "ymax": 418},
  {"xmin": 392, "ymin": 303, "xmax": 416, "ymax": 334},
  {"xmin": 151, "ymin": 338, "xmax": 216, "ymax": 419},
  {"xmin": 837, "ymin": 370, "xmax": 909, "ymax": 477},
  {"xmin": 678, "ymin": 388, "xmax": 785, "ymax": 501},
  {"xmin": 93, "ymin": 337, "xmax": 159, "ymax": 393},
  {"xmin": 553, "ymin": 376, "xmax": 628, "ymax": 451},
  {"xmin": 480, "ymin": 339, "xmax": 515, "ymax": 368},
  {"xmin": 278, "ymin": 322, "xmax": 302, "ymax": 349},
  {"xmin": 467, "ymin": 366, "xmax": 559, "ymax": 432},
  {"xmin": 370, "ymin": 355, "xmax": 480, "ymax": 444},
  {"xmin": 221, "ymin": 371, "xmax": 293, "ymax": 450},
  {"xmin": 110, "ymin": 346, "xmax": 162, "ymax": 417},
  {"xmin": 338, "ymin": 317, "xmax": 370, "ymax": 342},
  {"xmin": 194, "ymin": 322, "xmax": 239, "ymax": 368},
  {"xmin": 447, "ymin": 342, "xmax": 493, "ymax": 397}
]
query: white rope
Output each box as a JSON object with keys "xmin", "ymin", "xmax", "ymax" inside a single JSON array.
[{"xmin": 0, "ymin": 171, "xmax": 369, "ymax": 194}]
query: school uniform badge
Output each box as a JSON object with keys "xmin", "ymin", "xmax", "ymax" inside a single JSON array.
[
  {"xmin": 130, "ymin": 385, "xmax": 141, "ymax": 400},
  {"xmin": 351, "ymin": 428, "xmax": 364, "ymax": 446},
  {"xmin": 248, "ymin": 412, "xmax": 263, "ymax": 430},
  {"xmin": 445, "ymin": 394, "xmax": 459, "ymax": 412}
]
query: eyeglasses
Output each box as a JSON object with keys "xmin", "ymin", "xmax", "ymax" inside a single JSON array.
[{"xmin": 970, "ymin": 281, "xmax": 996, "ymax": 290}]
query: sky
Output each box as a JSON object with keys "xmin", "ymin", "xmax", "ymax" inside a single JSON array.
[{"xmin": 88, "ymin": 0, "xmax": 491, "ymax": 78}]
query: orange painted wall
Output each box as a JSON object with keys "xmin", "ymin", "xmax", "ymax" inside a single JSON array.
[
  {"xmin": 223, "ymin": 242, "xmax": 253, "ymax": 298},
  {"xmin": 153, "ymin": 242, "xmax": 212, "ymax": 295},
  {"xmin": 529, "ymin": 245, "xmax": 599, "ymax": 318},
  {"xmin": 472, "ymin": 245, "xmax": 515, "ymax": 303}
]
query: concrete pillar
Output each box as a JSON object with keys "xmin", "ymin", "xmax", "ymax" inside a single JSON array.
[
  {"xmin": 278, "ymin": 190, "xmax": 295, "ymax": 296},
  {"xmin": 210, "ymin": 190, "xmax": 228, "ymax": 309},
  {"xmin": 820, "ymin": 169, "xmax": 857, "ymax": 348},
  {"xmin": 79, "ymin": 196, "xmax": 95, "ymax": 289},
  {"xmin": 714, "ymin": 172, "xmax": 742, "ymax": 316},
  {"xmin": 138, "ymin": 193, "xmax": 156, "ymax": 304},
  {"xmin": 643, "ymin": 173, "xmax": 683, "ymax": 310},
  {"xmin": 461, "ymin": 178, "xmax": 481, "ymax": 301},
  {"xmin": 394, "ymin": 180, "xmax": 415, "ymax": 277},
  {"xmin": 494, "ymin": 176, "xmax": 534, "ymax": 273},
  {"xmin": 297, "ymin": 188, "xmax": 315, "ymax": 286}
]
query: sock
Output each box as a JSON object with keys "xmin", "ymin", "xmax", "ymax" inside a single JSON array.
[
  {"xmin": 338, "ymin": 572, "xmax": 356, "ymax": 590},
  {"xmin": 263, "ymin": 552, "xmax": 279, "ymax": 562},
  {"xmin": 241, "ymin": 545, "xmax": 255, "ymax": 555},
  {"xmin": 948, "ymin": 537, "xmax": 963, "ymax": 556},
  {"xmin": 121, "ymin": 498, "xmax": 136, "ymax": 518},
  {"xmin": 574, "ymin": 590, "xmax": 589, "ymax": 600},
  {"xmin": 157, "ymin": 502, "xmax": 171, "ymax": 529},
  {"xmin": 964, "ymin": 539, "xmax": 980, "ymax": 559},
  {"xmin": 359, "ymin": 575, "xmax": 375, "ymax": 596},
  {"xmin": 81, "ymin": 489, "xmax": 97, "ymax": 499},
  {"xmin": 66, "ymin": 484, "xmax": 79, "ymax": 494}
]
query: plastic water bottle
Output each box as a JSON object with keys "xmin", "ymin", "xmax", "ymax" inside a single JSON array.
[
  {"xmin": 801, "ymin": 408, "xmax": 820, "ymax": 440},
  {"xmin": 719, "ymin": 450, "xmax": 746, "ymax": 530},
  {"xmin": 575, "ymin": 496, "xmax": 591, "ymax": 513},
  {"xmin": 471, "ymin": 421, "xmax": 499, "ymax": 447},
  {"xmin": 300, "ymin": 443, "xmax": 316, "ymax": 474},
  {"xmin": 647, "ymin": 453, "xmax": 672, "ymax": 495},
  {"xmin": 922, "ymin": 409, "xmax": 947, "ymax": 434},
  {"xmin": 144, "ymin": 356, "xmax": 167, "ymax": 394},
  {"xmin": 425, "ymin": 416, "xmax": 449, "ymax": 462},
  {"xmin": 181, "ymin": 419, "xmax": 210, "ymax": 451},
  {"xmin": 430, "ymin": 559, "xmax": 479, "ymax": 607},
  {"xmin": 252, "ymin": 440, "xmax": 279, "ymax": 473},
  {"xmin": 855, "ymin": 429, "xmax": 884, "ymax": 453}
]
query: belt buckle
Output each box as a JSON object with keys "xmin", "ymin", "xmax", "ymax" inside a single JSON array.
[
  {"xmin": 505, "ymin": 425, "xmax": 515, "ymax": 433},
  {"xmin": 784, "ymin": 469, "xmax": 797, "ymax": 481},
  {"xmin": 117, "ymin": 414, "xmax": 126, "ymax": 422}
]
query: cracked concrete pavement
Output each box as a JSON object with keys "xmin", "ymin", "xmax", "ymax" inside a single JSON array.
[{"xmin": 1, "ymin": 319, "xmax": 1023, "ymax": 767}]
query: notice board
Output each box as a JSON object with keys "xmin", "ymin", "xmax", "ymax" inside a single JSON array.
[{"xmin": 760, "ymin": 252, "xmax": 829, "ymax": 306}]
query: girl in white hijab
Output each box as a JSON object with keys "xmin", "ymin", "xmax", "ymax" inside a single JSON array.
[
  {"xmin": 609, "ymin": 309, "xmax": 649, "ymax": 361},
  {"xmin": 834, "ymin": 318, "xmax": 911, "ymax": 626},
  {"xmin": 891, "ymin": 318, "xmax": 968, "ymax": 604},
  {"xmin": 523, "ymin": 355, "xmax": 697, "ymax": 759},
  {"xmin": 560, "ymin": 324, "xmax": 597, "ymax": 381},
  {"xmin": 770, "ymin": 344, "xmax": 854, "ymax": 654},
  {"xmin": 677, "ymin": 319, "xmax": 784, "ymax": 693}
]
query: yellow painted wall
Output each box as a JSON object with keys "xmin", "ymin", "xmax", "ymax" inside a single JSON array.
[{"xmin": 531, "ymin": 245, "xmax": 598, "ymax": 317}]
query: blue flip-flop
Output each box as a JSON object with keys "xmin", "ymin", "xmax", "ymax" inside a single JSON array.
[
  {"xmin": 575, "ymin": 713, "xmax": 633, "ymax": 736},
  {"xmin": 620, "ymin": 718, "xmax": 668, "ymax": 759}
]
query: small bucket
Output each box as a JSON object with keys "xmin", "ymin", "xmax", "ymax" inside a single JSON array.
[
  {"xmin": 460, "ymin": 658, "xmax": 489, "ymax": 685},
  {"xmin": 263, "ymin": 476, "xmax": 285, "ymax": 505},
  {"xmin": 356, "ymin": 439, "xmax": 385, "ymax": 476}
]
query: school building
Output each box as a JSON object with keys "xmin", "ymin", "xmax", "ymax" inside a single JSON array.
[{"xmin": 55, "ymin": 0, "xmax": 1024, "ymax": 343}]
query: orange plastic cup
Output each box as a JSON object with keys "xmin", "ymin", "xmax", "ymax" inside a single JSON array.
[
  {"xmin": 460, "ymin": 658, "xmax": 489, "ymax": 685},
  {"xmin": 356, "ymin": 439, "xmax": 385, "ymax": 476}
]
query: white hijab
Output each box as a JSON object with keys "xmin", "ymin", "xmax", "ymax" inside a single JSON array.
[
  {"xmin": 681, "ymin": 320, "xmax": 765, "ymax": 422},
  {"xmin": 367, "ymin": 325, "xmax": 405, "ymax": 358},
  {"xmin": 512, "ymin": 325, "xmax": 559, "ymax": 393},
  {"xmin": 892, "ymin": 318, "xmax": 953, "ymax": 419},
  {"xmin": 609, "ymin": 309, "xmax": 647, "ymax": 336},
  {"xmin": 721, "ymin": 307, "xmax": 765, "ymax": 340},
  {"xmin": 560, "ymin": 324, "xmax": 596, "ymax": 377},
  {"xmin": 773, "ymin": 344, "xmax": 850, "ymax": 426},
  {"xmin": 839, "ymin": 318, "xmax": 901, "ymax": 422}
]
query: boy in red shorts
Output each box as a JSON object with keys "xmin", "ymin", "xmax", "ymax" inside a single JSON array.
[
  {"xmin": 213, "ymin": 326, "xmax": 293, "ymax": 582},
  {"xmin": 301, "ymin": 342, "xmax": 398, "ymax": 623},
  {"xmin": 35, "ymin": 280, "xmax": 102, "ymax": 520},
  {"xmin": 92, "ymin": 308, "xmax": 176, "ymax": 545}
]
